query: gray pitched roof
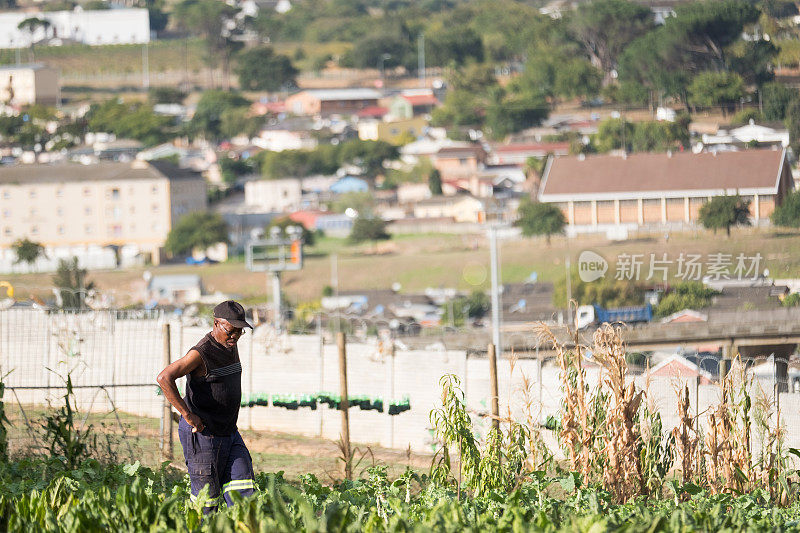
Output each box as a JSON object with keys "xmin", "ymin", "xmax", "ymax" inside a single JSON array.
[{"xmin": 0, "ymin": 161, "xmax": 202, "ymax": 185}]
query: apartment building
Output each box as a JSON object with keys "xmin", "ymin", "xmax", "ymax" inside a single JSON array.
[{"xmin": 0, "ymin": 160, "xmax": 206, "ymax": 270}]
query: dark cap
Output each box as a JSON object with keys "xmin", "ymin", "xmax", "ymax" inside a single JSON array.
[{"xmin": 213, "ymin": 300, "xmax": 253, "ymax": 329}]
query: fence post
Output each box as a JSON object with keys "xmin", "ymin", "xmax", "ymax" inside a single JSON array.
[
  {"xmin": 337, "ymin": 332, "xmax": 352, "ymax": 480},
  {"xmin": 161, "ymin": 323, "xmax": 173, "ymax": 461},
  {"xmin": 488, "ymin": 343, "xmax": 499, "ymax": 431}
]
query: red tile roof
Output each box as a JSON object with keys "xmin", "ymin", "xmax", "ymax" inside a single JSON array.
[
  {"xmin": 356, "ymin": 106, "xmax": 389, "ymax": 118},
  {"xmin": 540, "ymin": 149, "xmax": 786, "ymax": 199},
  {"xmin": 402, "ymin": 94, "xmax": 439, "ymax": 106}
]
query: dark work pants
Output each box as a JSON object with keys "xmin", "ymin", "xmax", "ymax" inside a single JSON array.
[{"xmin": 178, "ymin": 417, "xmax": 255, "ymax": 513}]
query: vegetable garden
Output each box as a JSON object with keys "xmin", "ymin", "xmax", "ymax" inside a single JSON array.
[{"xmin": 3, "ymin": 323, "xmax": 800, "ymax": 531}]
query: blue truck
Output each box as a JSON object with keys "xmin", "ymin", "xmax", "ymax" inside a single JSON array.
[{"xmin": 576, "ymin": 304, "xmax": 653, "ymax": 329}]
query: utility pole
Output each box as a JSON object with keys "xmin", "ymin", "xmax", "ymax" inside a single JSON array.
[
  {"xmin": 488, "ymin": 225, "xmax": 502, "ymax": 355},
  {"xmin": 418, "ymin": 34, "xmax": 425, "ymax": 87}
]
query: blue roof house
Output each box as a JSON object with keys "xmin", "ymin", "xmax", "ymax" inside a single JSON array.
[{"xmin": 330, "ymin": 176, "xmax": 369, "ymax": 194}]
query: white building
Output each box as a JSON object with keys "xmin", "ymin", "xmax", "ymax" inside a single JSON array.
[
  {"xmin": 0, "ymin": 64, "xmax": 59, "ymax": 106},
  {"xmin": 244, "ymin": 178, "xmax": 302, "ymax": 213},
  {"xmin": 0, "ymin": 8, "xmax": 150, "ymax": 48}
]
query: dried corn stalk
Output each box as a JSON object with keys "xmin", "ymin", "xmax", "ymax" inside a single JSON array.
[
  {"xmin": 672, "ymin": 385, "xmax": 699, "ymax": 484},
  {"xmin": 592, "ymin": 324, "xmax": 644, "ymax": 502}
]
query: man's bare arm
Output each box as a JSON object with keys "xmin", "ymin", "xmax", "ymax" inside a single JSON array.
[{"xmin": 156, "ymin": 349, "xmax": 205, "ymax": 432}]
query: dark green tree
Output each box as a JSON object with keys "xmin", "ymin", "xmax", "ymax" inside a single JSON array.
[
  {"xmin": 698, "ymin": 195, "xmax": 751, "ymax": 236},
  {"xmin": 654, "ymin": 282, "xmax": 718, "ymax": 317},
  {"xmin": 165, "ymin": 211, "xmax": 229, "ymax": 256},
  {"xmin": 173, "ymin": 0, "xmax": 241, "ymax": 86},
  {"xmin": 515, "ymin": 200, "xmax": 565, "ymax": 244},
  {"xmin": 52, "ymin": 257, "xmax": 94, "ymax": 310},
  {"xmin": 429, "ymin": 169, "xmax": 442, "ymax": 195},
  {"xmin": 567, "ymin": 0, "xmax": 653, "ymax": 85},
  {"xmin": 235, "ymin": 46, "xmax": 298, "ymax": 91},
  {"xmin": 87, "ymin": 100, "xmax": 173, "ymax": 146},
  {"xmin": 687, "ymin": 71, "xmax": 746, "ymax": 116},
  {"xmin": 426, "ymin": 24, "xmax": 484, "ymax": 67},
  {"xmin": 771, "ymin": 190, "xmax": 800, "ymax": 228},
  {"xmin": 338, "ymin": 140, "xmax": 398, "ymax": 177},
  {"xmin": 12, "ymin": 238, "xmax": 45, "ymax": 268},
  {"xmin": 761, "ymin": 82, "xmax": 796, "ymax": 121},
  {"xmin": 348, "ymin": 217, "xmax": 390, "ymax": 243},
  {"xmin": 784, "ymin": 98, "xmax": 800, "ymax": 154},
  {"xmin": 190, "ymin": 90, "xmax": 249, "ymax": 140}
]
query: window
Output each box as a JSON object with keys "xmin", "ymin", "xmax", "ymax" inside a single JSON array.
[
  {"xmin": 31, "ymin": 225, "xmax": 38, "ymax": 235},
  {"xmin": 83, "ymin": 187, "xmax": 91, "ymax": 197},
  {"xmin": 112, "ymin": 207, "xmax": 121, "ymax": 220},
  {"xmin": 85, "ymin": 225, "xmax": 93, "ymax": 234},
  {"xmin": 2, "ymin": 191, "xmax": 8, "ymax": 200},
  {"xmin": 107, "ymin": 188, "xmax": 120, "ymax": 200},
  {"xmin": 3, "ymin": 227, "xmax": 10, "ymax": 236},
  {"xmin": 151, "ymin": 185, "xmax": 158, "ymax": 194},
  {"xmin": 29, "ymin": 189, "xmax": 36, "ymax": 199},
  {"xmin": 56, "ymin": 207, "xmax": 63, "ymax": 217},
  {"xmin": 56, "ymin": 188, "xmax": 63, "ymax": 198},
  {"xmin": 30, "ymin": 208, "xmax": 37, "ymax": 216},
  {"xmin": 58, "ymin": 225, "xmax": 64, "ymax": 235},
  {"xmin": 129, "ymin": 206, "xmax": 135, "ymax": 214},
  {"xmin": 111, "ymin": 224, "xmax": 122, "ymax": 236},
  {"xmin": 84, "ymin": 206, "xmax": 92, "ymax": 216},
  {"xmin": 459, "ymin": 158, "xmax": 467, "ymax": 165},
  {"xmin": 2, "ymin": 209, "xmax": 9, "ymax": 218},
  {"xmin": 152, "ymin": 204, "xmax": 159, "ymax": 213}
]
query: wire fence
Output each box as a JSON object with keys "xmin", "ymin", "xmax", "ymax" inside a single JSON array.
[{"xmin": 1, "ymin": 307, "xmax": 798, "ymax": 467}]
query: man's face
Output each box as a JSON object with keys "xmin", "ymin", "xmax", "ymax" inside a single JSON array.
[{"xmin": 214, "ymin": 319, "xmax": 244, "ymax": 348}]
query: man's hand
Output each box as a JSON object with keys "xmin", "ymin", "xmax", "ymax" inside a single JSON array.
[{"xmin": 185, "ymin": 412, "xmax": 205, "ymax": 433}]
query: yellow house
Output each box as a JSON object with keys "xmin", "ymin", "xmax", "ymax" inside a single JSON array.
[{"xmin": 357, "ymin": 117, "xmax": 429, "ymax": 144}]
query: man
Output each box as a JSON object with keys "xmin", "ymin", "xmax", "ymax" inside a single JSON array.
[{"xmin": 157, "ymin": 300, "xmax": 255, "ymax": 513}]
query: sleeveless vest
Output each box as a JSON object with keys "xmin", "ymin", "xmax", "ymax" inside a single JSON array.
[{"xmin": 184, "ymin": 333, "xmax": 242, "ymax": 436}]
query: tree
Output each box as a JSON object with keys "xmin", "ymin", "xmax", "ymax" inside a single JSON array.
[
  {"xmin": 429, "ymin": 169, "xmax": 442, "ymax": 195},
  {"xmin": 87, "ymin": 100, "xmax": 173, "ymax": 146},
  {"xmin": 348, "ymin": 217, "xmax": 390, "ymax": 243},
  {"xmin": 190, "ymin": 90, "xmax": 250, "ymax": 141},
  {"xmin": 441, "ymin": 290, "xmax": 490, "ymax": 327},
  {"xmin": 698, "ymin": 195, "xmax": 751, "ymax": 236},
  {"xmin": 235, "ymin": 46, "xmax": 298, "ymax": 91},
  {"xmin": 266, "ymin": 216, "xmax": 316, "ymax": 246},
  {"xmin": 515, "ymin": 200, "xmax": 565, "ymax": 244},
  {"xmin": 426, "ymin": 24, "xmax": 484, "ymax": 67},
  {"xmin": 784, "ymin": 98, "xmax": 800, "ymax": 154},
  {"xmin": 567, "ymin": 0, "xmax": 653, "ymax": 85},
  {"xmin": 654, "ymin": 281, "xmax": 718, "ymax": 317},
  {"xmin": 12, "ymin": 238, "xmax": 45, "ymax": 268},
  {"xmin": 484, "ymin": 86, "xmax": 549, "ymax": 140},
  {"xmin": 165, "ymin": 211, "xmax": 229, "ymax": 256},
  {"xmin": 771, "ymin": 190, "xmax": 800, "ymax": 228},
  {"xmin": 762, "ymin": 82, "xmax": 795, "ymax": 121},
  {"xmin": 554, "ymin": 272, "xmax": 643, "ymax": 308},
  {"xmin": 17, "ymin": 17, "xmax": 51, "ymax": 61},
  {"xmin": 53, "ymin": 257, "xmax": 94, "ymax": 310},
  {"xmin": 687, "ymin": 71, "xmax": 746, "ymax": 116},
  {"xmin": 338, "ymin": 140, "xmax": 398, "ymax": 177},
  {"xmin": 173, "ymin": 0, "xmax": 241, "ymax": 88},
  {"xmin": 219, "ymin": 107, "xmax": 261, "ymax": 140}
]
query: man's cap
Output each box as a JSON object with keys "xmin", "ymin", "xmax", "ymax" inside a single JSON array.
[{"xmin": 213, "ymin": 300, "xmax": 253, "ymax": 329}]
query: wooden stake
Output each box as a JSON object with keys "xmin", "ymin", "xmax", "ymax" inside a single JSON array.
[
  {"xmin": 488, "ymin": 343, "xmax": 499, "ymax": 431},
  {"xmin": 161, "ymin": 323, "xmax": 173, "ymax": 460},
  {"xmin": 337, "ymin": 332, "xmax": 352, "ymax": 480}
]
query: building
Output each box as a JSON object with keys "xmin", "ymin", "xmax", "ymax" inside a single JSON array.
[
  {"xmin": 538, "ymin": 149, "xmax": 793, "ymax": 233},
  {"xmin": 432, "ymin": 144, "xmax": 486, "ymax": 181},
  {"xmin": 701, "ymin": 120, "xmax": 790, "ymax": 150},
  {"xmin": 244, "ymin": 178, "xmax": 302, "ymax": 213},
  {"xmin": 0, "ymin": 8, "xmax": 150, "ymax": 48},
  {"xmin": 254, "ymin": 118, "xmax": 318, "ymax": 152},
  {"xmin": 413, "ymin": 194, "xmax": 486, "ymax": 223},
  {"xmin": 145, "ymin": 274, "xmax": 204, "ymax": 306},
  {"xmin": 330, "ymin": 176, "xmax": 369, "ymax": 194},
  {"xmin": 487, "ymin": 141, "xmax": 570, "ymax": 166},
  {"xmin": 0, "ymin": 64, "xmax": 59, "ymax": 106},
  {"xmin": 0, "ymin": 160, "xmax": 206, "ymax": 271},
  {"xmin": 357, "ymin": 117, "xmax": 428, "ymax": 144},
  {"xmin": 284, "ymin": 88, "xmax": 382, "ymax": 116},
  {"xmin": 389, "ymin": 90, "xmax": 439, "ymax": 119}
]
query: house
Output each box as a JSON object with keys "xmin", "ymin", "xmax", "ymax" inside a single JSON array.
[
  {"xmin": 0, "ymin": 64, "xmax": 59, "ymax": 106},
  {"xmin": 0, "ymin": 8, "xmax": 150, "ymax": 48},
  {"xmin": 254, "ymin": 118, "xmax": 318, "ymax": 152},
  {"xmin": 399, "ymin": 137, "xmax": 469, "ymax": 166},
  {"xmin": 284, "ymin": 88, "xmax": 382, "ymax": 116},
  {"xmin": 389, "ymin": 90, "xmax": 439, "ymax": 119},
  {"xmin": 289, "ymin": 210, "xmax": 353, "ymax": 236},
  {"xmin": 432, "ymin": 144, "xmax": 486, "ymax": 181},
  {"xmin": 397, "ymin": 183, "xmax": 432, "ymax": 204},
  {"xmin": 244, "ymin": 178, "xmax": 302, "ymax": 213},
  {"xmin": 538, "ymin": 148, "xmax": 793, "ymax": 233},
  {"xmin": 647, "ymin": 354, "xmax": 714, "ymax": 385},
  {"xmin": 145, "ymin": 274, "xmax": 204, "ymax": 306},
  {"xmin": 357, "ymin": 117, "xmax": 428, "ymax": 144},
  {"xmin": 442, "ymin": 166, "xmax": 527, "ymax": 198},
  {"xmin": 701, "ymin": 120, "xmax": 790, "ymax": 150},
  {"xmin": 330, "ymin": 176, "xmax": 369, "ymax": 194},
  {"xmin": 661, "ymin": 309, "xmax": 708, "ymax": 323},
  {"xmin": 487, "ymin": 142, "xmax": 571, "ymax": 166},
  {"xmin": 0, "ymin": 160, "xmax": 206, "ymax": 272},
  {"xmin": 413, "ymin": 194, "xmax": 486, "ymax": 223}
]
